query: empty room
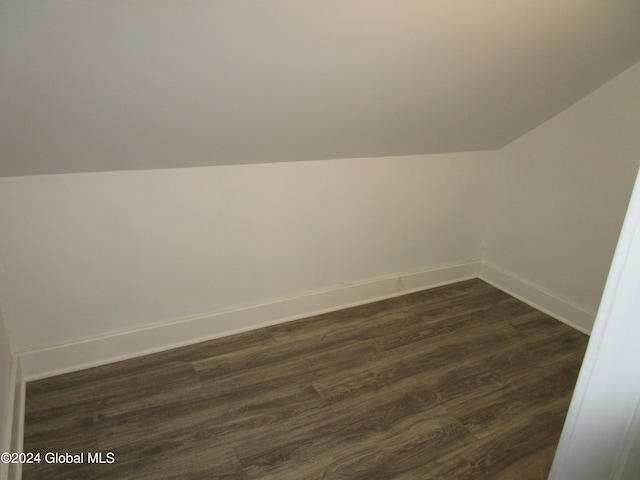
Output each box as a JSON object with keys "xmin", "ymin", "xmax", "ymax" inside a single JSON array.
[{"xmin": 1, "ymin": 1, "xmax": 640, "ymax": 479}]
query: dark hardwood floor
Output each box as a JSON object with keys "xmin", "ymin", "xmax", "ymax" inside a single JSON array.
[{"xmin": 22, "ymin": 279, "xmax": 588, "ymax": 479}]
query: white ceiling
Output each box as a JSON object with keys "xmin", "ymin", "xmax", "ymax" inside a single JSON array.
[{"xmin": 1, "ymin": 0, "xmax": 639, "ymax": 177}]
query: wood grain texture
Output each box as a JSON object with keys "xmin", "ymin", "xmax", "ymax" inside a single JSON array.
[{"xmin": 22, "ymin": 279, "xmax": 588, "ymax": 479}]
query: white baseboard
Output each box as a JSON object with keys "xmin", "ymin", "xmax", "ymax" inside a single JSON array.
[
  {"xmin": 0, "ymin": 358, "xmax": 16, "ymax": 480},
  {"xmin": 18, "ymin": 260, "xmax": 480, "ymax": 381},
  {"xmin": 1, "ymin": 356, "xmax": 24, "ymax": 480},
  {"xmin": 9, "ymin": 360, "xmax": 24, "ymax": 480},
  {"xmin": 479, "ymin": 261, "xmax": 595, "ymax": 335}
]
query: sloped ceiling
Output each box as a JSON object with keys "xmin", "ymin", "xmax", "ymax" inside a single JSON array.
[{"xmin": 1, "ymin": 0, "xmax": 639, "ymax": 177}]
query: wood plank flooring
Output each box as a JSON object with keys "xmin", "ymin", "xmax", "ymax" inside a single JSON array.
[{"xmin": 22, "ymin": 279, "xmax": 588, "ymax": 479}]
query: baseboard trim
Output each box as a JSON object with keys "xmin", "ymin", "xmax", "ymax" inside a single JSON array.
[
  {"xmin": 1, "ymin": 356, "xmax": 23, "ymax": 480},
  {"xmin": 479, "ymin": 261, "xmax": 595, "ymax": 335},
  {"xmin": 9, "ymin": 360, "xmax": 24, "ymax": 480},
  {"xmin": 18, "ymin": 260, "xmax": 480, "ymax": 381},
  {"xmin": 0, "ymin": 357, "xmax": 16, "ymax": 480}
]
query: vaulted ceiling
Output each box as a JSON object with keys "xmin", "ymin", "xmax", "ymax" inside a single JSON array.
[{"xmin": 1, "ymin": 0, "xmax": 639, "ymax": 177}]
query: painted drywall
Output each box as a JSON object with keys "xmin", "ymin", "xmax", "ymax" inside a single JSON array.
[
  {"xmin": 482, "ymin": 61, "xmax": 640, "ymax": 326},
  {"xmin": 2, "ymin": 1, "xmax": 640, "ymax": 177},
  {"xmin": 0, "ymin": 152, "xmax": 494, "ymax": 352}
]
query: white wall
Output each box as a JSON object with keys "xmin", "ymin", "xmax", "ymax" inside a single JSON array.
[
  {"xmin": 4, "ymin": 1, "xmax": 639, "ymax": 177},
  {"xmin": 482, "ymin": 61, "xmax": 640, "ymax": 329},
  {"xmin": 3, "ymin": 60, "xmax": 637, "ymax": 374},
  {"xmin": 0, "ymin": 153, "xmax": 494, "ymax": 354}
]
